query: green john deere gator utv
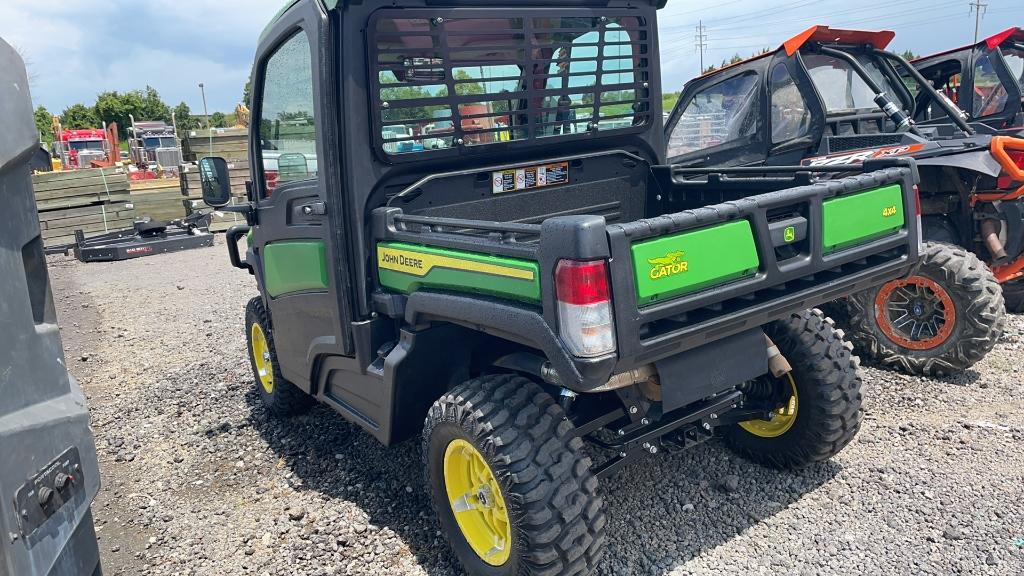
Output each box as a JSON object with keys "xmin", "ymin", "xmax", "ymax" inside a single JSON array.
[{"xmin": 199, "ymin": 2, "xmax": 921, "ymax": 574}]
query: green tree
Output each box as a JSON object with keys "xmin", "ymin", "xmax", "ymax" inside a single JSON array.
[
  {"xmin": 900, "ymin": 50, "xmax": 920, "ymax": 61},
  {"xmin": 140, "ymin": 85, "xmax": 171, "ymax": 122},
  {"xmin": 453, "ymin": 70, "xmax": 485, "ymax": 95},
  {"xmin": 243, "ymin": 74, "xmax": 252, "ymax": 107},
  {"xmin": 94, "ymin": 90, "xmax": 145, "ymax": 139},
  {"xmin": 34, "ymin": 105, "xmax": 54, "ymax": 143},
  {"xmin": 59, "ymin": 103, "xmax": 99, "ymax": 129},
  {"xmin": 173, "ymin": 101, "xmax": 200, "ymax": 131},
  {"xmin": 210, "ymin": 111, "xmax": 226, "ymax": 128}
]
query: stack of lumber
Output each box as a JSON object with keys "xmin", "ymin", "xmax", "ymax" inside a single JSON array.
[
  {"xmin": 179, "ymin": 161, "xmax": 249, "ymax": 232},
  {"xmin": 182, "ymin": 128, "xmax": 248, "ymax": 162},
  {"xmin": 32, "ymin": 168, "xmax": 136, "ymax": 247},
  {"xmin": 129, "ymin": 179, "xmax": 187, "ymax": 222}
]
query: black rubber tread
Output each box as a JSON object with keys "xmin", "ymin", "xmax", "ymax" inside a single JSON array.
[
  {"xmin": 843, "ymin": 241, "xmax": 1005, "ymax": 377},
  {"xmin": 1002, "ymin": 280, "xmax": 1024, "ymax": 314},
  {"xmin": 244, "ymin": 296, "xmax": 315, "ymax": 417},
  {"xmin": 422, "ymin": 374, "xmax": 606, "ymax": 576},
  {"xmin": 722, "ymin": 309, "xmax": 863, "ymax": 469}
]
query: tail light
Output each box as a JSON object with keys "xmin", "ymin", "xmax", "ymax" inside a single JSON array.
[
  {"xmin": 997, "ymin": 151, "xmax": 1024, "ymax": 189},
  {"xmin": 264, "ymin": 170, "xmax": 279, "ymax": 196},
  {"xmin": 913, "ymin": 185, "xmax": 922, "ymax": 246},
  {"xmin": 554, "ymin": 259, "xmax": 616, "ymax": 358}
]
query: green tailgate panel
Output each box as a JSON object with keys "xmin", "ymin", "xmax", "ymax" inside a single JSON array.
[
  {"xmin": 263, "ymin": 240, "xmax": 329, "ymax": 297},
  {"xmin": 822, "ymin": 184, "xmax": 905, "ymax": 252},
  {"xmin": 377, "ymin": 242, "xmax": 541, "ymax": 303},
  {"xmin": 632, "ymin": 220, "xmax": 760, "ymax": 306}
]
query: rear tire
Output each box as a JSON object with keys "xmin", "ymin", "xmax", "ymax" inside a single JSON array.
[
  {"xmin": 245, "ymin": 296, "xmax": 314, "ymax": 417},
  {"xmin": 423, "ymin": 374, "xmax": 606, "ymax": 576},
  {"xmin": 843, "ymin": 242, "xmax": 1004, "ymax": 377},
  {"xmin": 723, "ymin": 309, "xmax": 862, "ymax": 469},
  {"xmin": 1002, "ymin": 280, "xmax": 1024, "ymax": 313}
]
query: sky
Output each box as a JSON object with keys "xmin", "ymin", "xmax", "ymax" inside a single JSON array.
[{"xmin": 0, "ymin": 0, "xmax": 1018, "ymax": 116}]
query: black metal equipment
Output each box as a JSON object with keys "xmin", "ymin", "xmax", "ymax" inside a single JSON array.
[{"xmin": 72, "ymin": 211, "xmax": 215, "ymax": 262}]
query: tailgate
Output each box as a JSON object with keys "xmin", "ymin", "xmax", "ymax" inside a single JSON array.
[{"xmin": 607, "ymin": 166, "xmax": 919, "ymax": 369}]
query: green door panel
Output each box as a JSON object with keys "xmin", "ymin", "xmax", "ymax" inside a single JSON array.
[
  {"xmin": 822, "ymin": 184, "xmax": 905, "ymax": 252},
  {"xmin": 263, "ymin": 240, "xmax": 329, "ymax": 297},
  {"xmin": 631, "ymin": 219, "xmax": 760, "ymax": 305}
]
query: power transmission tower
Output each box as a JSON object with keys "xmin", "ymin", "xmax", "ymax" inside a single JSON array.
[
  {"xmin": 694, "ymin": 21, "xmax": 709, "ymax": 72},
  {"xmin": 969, "ymin": 0, "xmax": 987, "ymax": 44}
]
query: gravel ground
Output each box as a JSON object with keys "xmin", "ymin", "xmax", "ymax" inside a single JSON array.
[{"xmin": 50, "ymin": 236, "xmax": 1024, "ymax": 576}]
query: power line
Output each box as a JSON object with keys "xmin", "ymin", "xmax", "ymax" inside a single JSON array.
[
  {"xmin": 694, "ymin": 20, "xmax": 709, "ymax": 71},
  {"xmin": 969, "ymin": 0, "xmax": 987, "ymax": 44}
]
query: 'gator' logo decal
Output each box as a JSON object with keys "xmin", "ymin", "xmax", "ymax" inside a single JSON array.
[
  {"xmin": 882, "ymin": 205, "xmax": 899, "ymax": 217},
  {"xmin": 647, "ymin": 251, "xmax": 688, "ymax": 280},
  {"xmin": 804, "ymin": 143, "xmax": 927, "ymax": 167}
]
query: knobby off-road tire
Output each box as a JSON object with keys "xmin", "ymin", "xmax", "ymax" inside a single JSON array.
[
  {"xmin": 723, "ymin": 309, "xmax": 863, "ymax": 469},
  {"xmin": 843, "ymin": 242, "xmax": 1004, "ymax": 377},
  {"xmin": 245, "ymin": 296, "xmax": 315, "ymax": 417},
  {"xmin": 1002, "ymin": 280, "xmax": 1024, "ymax": 314},
  {"xmin": 423, "ymin": 374, "xmax": 606, "ymax": 576}
]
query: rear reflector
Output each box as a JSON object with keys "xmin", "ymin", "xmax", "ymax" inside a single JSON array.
[{"xmin": 555, "ymin": 260, "xmax": 616, "ymax": 357}]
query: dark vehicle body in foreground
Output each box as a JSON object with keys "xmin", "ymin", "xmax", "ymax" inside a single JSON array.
[
  {"xmin": 0, "ymin": 37, "xmax": 102, "ymax": 576},
  {"xmin": 199, "ymin": 4, "xmax": 920, "ymax": 574},
  {"xmin": 667, "ymin": 25, "xmax": 1024, "ymax": 376}
]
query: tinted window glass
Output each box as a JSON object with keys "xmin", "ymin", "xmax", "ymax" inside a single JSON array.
[
  {"xmin": 769, "ymin": 64, "xmax": 811, "ymax": 144},
  {"xmin": 258, "ymin": 31, "xmax": 319, "ymax": 195},
  {"xmin": 668, "ymin": 72, "xmax": 759, "ymax": 157},
  {"xmin": 1001, "ymin": 47, "xmax": 1024, "ymax": 90},
  {"xmin": 972, "ymin": 53, "xmax": 1009, "ymax": 117},
  {"xmin": 805, "ymin": 54, "xmax": 901, "ymax": 113}
]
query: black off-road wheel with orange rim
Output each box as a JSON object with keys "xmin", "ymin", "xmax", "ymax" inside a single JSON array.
[{"xmin": 842, "ymin": 242, "xmax": 1004, "ymax": 377}]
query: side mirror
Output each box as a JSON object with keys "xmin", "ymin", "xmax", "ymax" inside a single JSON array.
[{"xmin": 198, "ymin": 157, "xmax": 232, "ymax": 207}]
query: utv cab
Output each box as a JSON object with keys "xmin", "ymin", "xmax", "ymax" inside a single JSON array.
[
  {"xmin": 667, "ymin": 25, "xmax": 1023, "ymax": 377},
  {"xmin": 200, "ymin": 5, "xmax": 920, "ymax": 575},
  {"xmin": 910, "ymin": 27, "xmax": 1024, "ymax": 137}
]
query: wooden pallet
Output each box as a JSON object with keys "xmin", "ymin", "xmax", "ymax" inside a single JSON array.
[
  {"xmin": 183, "ymin": 128, "xmax": 249, "ymax": 161},
  {"xmin": 32, "ymin": 168, "xmax": 137, "ymax": 247},
  {"xmin": 129, "ymin": 179, "xmax": 187, "ymax": 221}
]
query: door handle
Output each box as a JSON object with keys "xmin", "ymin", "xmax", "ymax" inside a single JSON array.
[{"xmin": 300, "ymin": 201, "xmax": 327, "ymax": 216}]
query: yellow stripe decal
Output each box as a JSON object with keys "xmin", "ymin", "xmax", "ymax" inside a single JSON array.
[{"xmin": 377, "ymin": 246, "xmax": 536, "ymax": 281}]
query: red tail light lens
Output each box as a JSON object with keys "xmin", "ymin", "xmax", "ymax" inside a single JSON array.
[{"xmin": 555, "ymin": 260, "xmax": 610, "ymax": 305}]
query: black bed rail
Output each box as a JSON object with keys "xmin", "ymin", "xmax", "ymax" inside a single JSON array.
[{"xmin": 372, "ymin": 207, "xmax": 542, "ymax": 260}]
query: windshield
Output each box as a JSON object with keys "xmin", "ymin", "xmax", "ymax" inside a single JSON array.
[
  {"xmin": 371, "ymin": 12, "xmax": 651, "ymax": 155},
  {"xmin": 69, "ymin": 140, "xmax": 104, "ymax": 151},
  {"xmin": 804, "ymin": 53, "xmax": 902, "ymax": 113},
  {"xmin": 143, "ymin": 136, "xmax": 177, "ymax": 149}
]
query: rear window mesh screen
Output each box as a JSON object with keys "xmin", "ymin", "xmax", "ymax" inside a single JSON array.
[{"xmin": 370, "ymin": 11, "xmax": 650, "ymax": 156}]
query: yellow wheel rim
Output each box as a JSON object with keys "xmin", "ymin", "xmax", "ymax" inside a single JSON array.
[
  {"xmin": 738, "ymin": 374, "xmax": 799, "ymax": 438},
  {"xmin": 250, "ymin": 323, "xmax": 274, "ymax": 394},
  {"xmin": 443, "ymin": 439, "xmax": 511, "ymax": 566}
]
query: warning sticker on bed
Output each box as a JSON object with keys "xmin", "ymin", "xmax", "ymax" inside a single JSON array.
[{"xmin": 492, "ymin": 162, "xmax": 569, "ymax": 194}]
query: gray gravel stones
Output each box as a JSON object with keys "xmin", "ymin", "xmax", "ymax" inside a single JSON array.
[{"xmin": 48, "ymin": 238, "xmax": 1024, "ymax": 575}]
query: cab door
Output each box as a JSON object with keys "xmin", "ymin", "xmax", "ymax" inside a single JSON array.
[
  {"xmin": 665, "ymin": 65, "xmax": 768, "ymax": 168},
  {"xmin": 248, "ymin": 2, "xmax": 350, "ymax": 390}
]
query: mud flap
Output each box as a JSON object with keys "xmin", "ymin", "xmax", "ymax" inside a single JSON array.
[{"xmin": 656, "ymin": 328, "xmax": 768, "ymax": 413}]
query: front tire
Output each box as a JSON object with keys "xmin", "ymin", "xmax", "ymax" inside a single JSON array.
[
  {"xmin": 423, "ymin": 374, "xmax": 606, "ymax": 576},
  {"xmin": 723, "ymin": 309, "xmax": 862, "ymax": 469},
  {"xmin": 843, "ymin": 242, "xmax": 1004, "ymax": 377},
  {"xmin": 245, "ymin": 296, "xmax": 314, "ymax": 417}
]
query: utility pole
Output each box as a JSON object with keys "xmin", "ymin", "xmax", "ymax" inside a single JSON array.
[
  {"xmin": 694, "ymin": 21, "xmax": 708, "ymax": 72},
  {"xmin": 969, "ymin": 0, "xmax": 987, "ymax": 44}
]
